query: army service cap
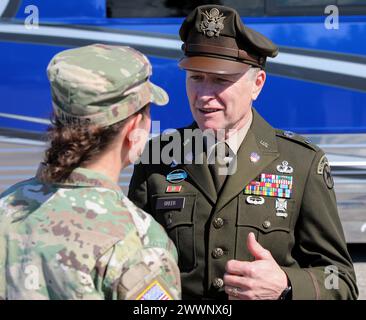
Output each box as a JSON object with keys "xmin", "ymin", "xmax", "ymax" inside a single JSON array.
[
  {"xmin": 179, "ymin": 5, "xmax": 279, "ymax": 74},
  {"xmin": 47, "ymin": 44, "xmax": 168, "ymax": 127}
]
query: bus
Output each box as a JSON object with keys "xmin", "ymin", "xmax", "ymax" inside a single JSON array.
[{"xmin": 1, "ymin": 0, "xmax": 366, "ymax": 242}]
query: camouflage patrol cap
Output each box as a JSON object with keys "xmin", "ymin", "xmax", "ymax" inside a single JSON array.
[
  {"xmin": 47, "ymin": 44, "xmax": 168, "ymax": 127},
  {"xmin": 179, "ymin": 5, "xmax": 279, "ymax": 74}
]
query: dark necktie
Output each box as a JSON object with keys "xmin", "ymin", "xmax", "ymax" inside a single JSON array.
[{"xmin": 208, "ymin": 142, "xmax": 230, "ymax": 194}]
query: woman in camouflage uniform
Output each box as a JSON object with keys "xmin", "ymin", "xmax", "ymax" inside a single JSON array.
[{"xmin": 0, "ymin": 44, "xmax": 181, "ymax": 300}]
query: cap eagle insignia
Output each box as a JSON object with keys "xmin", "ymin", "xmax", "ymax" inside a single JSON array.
[{"xmin": 199, "ymin": 8, "xmax": 226, "ymax": 37}]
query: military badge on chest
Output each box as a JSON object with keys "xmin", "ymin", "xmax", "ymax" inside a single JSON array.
[
  {"xmin": 244, "ymin": 160, "xmax": 294, "ymax": 218},
  {"xmin": 275, "ymin": 198, "xmax": 288, "ymax": 218},
  {"xmin": 166, "ymin": 169, "xmax": 188, "ymax": 183}
]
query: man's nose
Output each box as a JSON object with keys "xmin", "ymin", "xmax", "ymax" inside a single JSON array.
[{"xmin": 195, "ymin": 82, "xmax": 216, "ymax": 100}]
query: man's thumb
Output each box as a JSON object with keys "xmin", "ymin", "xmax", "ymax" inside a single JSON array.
[{"xmin": 247, "ymin": 232, "xmax": 272, "ymax": 260}]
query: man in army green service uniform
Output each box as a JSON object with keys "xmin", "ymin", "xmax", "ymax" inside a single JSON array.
[
  {"xmin": 0, "ymin": 44, "xmax": 181, "ymax": 300},
  {"xmin": 128, "ymin": 5, "xmax": 358, "ymax": 300}
]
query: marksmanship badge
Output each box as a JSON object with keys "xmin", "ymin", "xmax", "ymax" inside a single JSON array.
[{"xmin": 200, "ymin": 8, "xmax": 226, "ymax": 37}]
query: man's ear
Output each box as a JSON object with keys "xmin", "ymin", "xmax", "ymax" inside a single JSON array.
[{"xmin": 252, "ymin": 70, "xmax": 266, "ymax": 101}]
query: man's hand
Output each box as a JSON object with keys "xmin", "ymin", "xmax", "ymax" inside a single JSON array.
[{"xmin": 224, "ymin": 232, "xmax": 288, "ymax": 300}]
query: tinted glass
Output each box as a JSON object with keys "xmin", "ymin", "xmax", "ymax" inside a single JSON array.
[{"xmin": 107, "ymin": 0, "xmax": 264, "ymax": 18}]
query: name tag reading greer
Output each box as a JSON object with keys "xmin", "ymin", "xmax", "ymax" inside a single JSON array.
[{"xmin": 156, "ymin": 197, "xmax": 185, "ymax": 210}]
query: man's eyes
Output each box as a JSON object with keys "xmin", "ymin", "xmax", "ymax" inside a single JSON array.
[
  {"xmin": 189, "ymin": 75, "xmax": 204, "ymax": 81},
  {"xmin": 215, "ymin": 78, "xmax": 231, "ymax": 84},
  {"xmin": 189, "ymin": 75, "xmax": 232, "ymax": 83}
]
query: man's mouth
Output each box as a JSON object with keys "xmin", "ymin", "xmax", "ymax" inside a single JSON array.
[{"xmin": 198, "ymin": 108, "xmax": 221, "ymax": 114}]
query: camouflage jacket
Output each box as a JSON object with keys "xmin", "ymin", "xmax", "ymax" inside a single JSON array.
[{"xmin": 0, "ymin": 165, "xmax": 181, "ymax": 300}]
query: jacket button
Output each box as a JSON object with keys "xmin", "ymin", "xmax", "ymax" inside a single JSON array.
[
  {"xmin": 263, "ymin": 220, "xmax": 271, "ymax": 229},
  {"xmin": 167, "ymin": 214, "xmax": 173, "ymax": 226},
  {"xmin": 212, "ymin": 248, "xmax": 224, "ymax": 258},
  {"xmin": 213, "ymin": 217, "xmax": 224, "ymax": 229},
  {"xmin": 212, "ymin": 277, "xmax": 224, "ymax": 289}
]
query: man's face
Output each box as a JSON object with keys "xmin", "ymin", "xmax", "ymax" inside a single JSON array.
[{"xmin": 186, "ymin": 67, "xmax": 263, "ymax": 135}]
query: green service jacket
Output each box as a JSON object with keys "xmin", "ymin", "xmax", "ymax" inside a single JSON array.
[{"xmin": 128, "ymin": 109, "xmax": 358, "ymax": 300}]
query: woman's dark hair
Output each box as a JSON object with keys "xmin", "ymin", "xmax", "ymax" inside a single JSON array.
[{"xmin": 41, "ymin": 104, "xmax": 150, "ymax": 183}]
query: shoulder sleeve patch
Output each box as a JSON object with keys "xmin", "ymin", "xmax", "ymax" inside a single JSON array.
[
  {"xmin": 317, "ymin": 154, "xmax": 334, "ymax": 189},
  {"xmin": 275, "ymin": 129, "xmax": 319, "ymax": 152},
  {"xmin": 323, "ymin": 164, "xmax": 334, "ymax": 189},
  {"xmin": 134, "ymin": 278, "xmax": 173, "ymax": 300},
  {"xmin": 120, "ymin": 262, "xmax": 151, "ymax": 291},
  {"xmin": 317, "ymin": 155, "xmax": 329, "ymax": 175}
]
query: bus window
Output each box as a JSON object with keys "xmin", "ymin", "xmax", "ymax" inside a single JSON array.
[
  {"xmin": 106, "ymin": 0, "xmax": 265, "ymax": 18},
  {"xmin": 273, "ymin": 0, "xmax": 335, "ymax": 6},
  {"xmin": 338, "ymin": 0, "xmax": 366, "ymax": 4},
  {"xmin": 267, "ymin": 0, "xmax": 366, "ymax": 15}
]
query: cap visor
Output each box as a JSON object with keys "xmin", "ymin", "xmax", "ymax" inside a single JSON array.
[
  {"xmin": 178, "ymin": 56, "xmax": 250, "ymax": 75},
  {"xmin": 150, "ymin": 82, "xmax": 169, "ymax": 106}
]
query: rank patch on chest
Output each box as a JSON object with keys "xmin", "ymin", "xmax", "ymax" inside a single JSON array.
[
  {"xmin": 244, "ymin": 173, "xmax": 293, "ymax": 198},
  {"xmin": 136, "ymin": 280, "xmax": 173, "ymax": 300},
  {"xmin": 156, "ymin": 197, "xmax": 185, "ymax": 210}
]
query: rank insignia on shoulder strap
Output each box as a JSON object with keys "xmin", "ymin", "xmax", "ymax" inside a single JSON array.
[
  {"xmin": 283, "ymin": 131, "xmax": 295, "ymax": 138},
  {"xmin": 135, "ymin": 279, "xmax": 173, "ymax": 300}
]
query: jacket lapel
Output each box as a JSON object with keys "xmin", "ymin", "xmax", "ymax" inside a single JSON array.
[{"xmin": 215, "ymin": 109, "xmax": 280, "ymax": 214}]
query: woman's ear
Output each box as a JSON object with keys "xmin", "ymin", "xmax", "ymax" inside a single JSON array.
[{"xmin": 124, "ymin": 113, "xmax": 143, "ymax": 147}]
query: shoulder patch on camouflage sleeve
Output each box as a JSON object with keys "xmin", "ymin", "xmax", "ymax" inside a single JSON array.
[
  {"xmin": 275, "ymin": 129, "xmax": 319, "ymax": 152},
  {"xmin": 135, "ymin": 278, "xmax": 173, "ymax": 300}
]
